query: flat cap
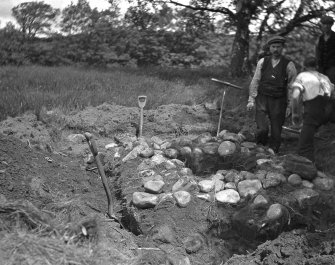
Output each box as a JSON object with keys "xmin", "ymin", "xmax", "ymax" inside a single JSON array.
[
  {"xmin": 267, "ymin": 35, "xmax": 286, "ymax": 45},
  {"xmin": 320, "ymin": 15, "xmax": 334, "ymax": 24}
]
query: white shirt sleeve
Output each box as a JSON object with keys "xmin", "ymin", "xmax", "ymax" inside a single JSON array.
[
  {"xmin": 248, "ymin": 58, "xmax": 264, "ymax": 103},
  {"xmin": 319, "ymin": 73, "xmax": 332, "ymax": 97},
  {"xmin": 291, "ymin": 74, "xmax": 305, "ymax": 93}
]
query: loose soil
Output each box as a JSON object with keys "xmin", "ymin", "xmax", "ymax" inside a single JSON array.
[{"xmin": 1, "ymin": 103, "xmax": 335, "ymax": 265}]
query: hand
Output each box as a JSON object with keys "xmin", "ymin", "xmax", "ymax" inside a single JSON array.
[
  {"xmin": 247, "ymin": 102, "xmax": 254, "ymax": 111},
  {"xmin": 292, "ymin": 113, "xmax": 300, "ymax": 126},
  {"xmin": 285, "ymin": 107, "xmax": 291, "ymax": 118}
]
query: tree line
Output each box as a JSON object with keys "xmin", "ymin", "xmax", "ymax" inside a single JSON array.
[{"xmin": 0, "ymin": 0, "xmax": 334, "ymax": 76}]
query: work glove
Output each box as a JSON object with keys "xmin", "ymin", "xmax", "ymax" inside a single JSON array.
[{"xmin": 247, "ymin": 102, "xmax": 254, "ymax": 111}]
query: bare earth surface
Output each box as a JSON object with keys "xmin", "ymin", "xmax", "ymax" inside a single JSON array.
[{"xmin": 1, "ymin": 102, "xmax": 335, "ymax": 265}]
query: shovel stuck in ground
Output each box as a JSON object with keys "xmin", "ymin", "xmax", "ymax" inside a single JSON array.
[
  {"xmin": 138, "ymin": 95, "xmax": 147, "ymax": 138},
  {"xmin": 84, "ymin": 132, "xmax": 117, "ymax": 220}
]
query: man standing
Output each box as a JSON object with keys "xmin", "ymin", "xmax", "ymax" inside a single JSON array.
[
  {"xmin": 247, "ymin": 35, "xmax": 297, "ymax": 153},
  {"xmin": 291, "ymin": 56, "xmax": 335, "ymax": 163},
  {"xmin": 316, "ymin": 15, "xmax": 335, "ymax": 84}
]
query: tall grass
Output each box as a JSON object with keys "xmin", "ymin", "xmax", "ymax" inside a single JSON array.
[{"xmin": 0, "ymin": 65, "xmax": 249, "ymax": 121}]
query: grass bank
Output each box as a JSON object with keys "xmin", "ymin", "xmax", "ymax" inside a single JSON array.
[{"xmin": 0, "ymin": 65, "xmax": 249, "ymax": 121}]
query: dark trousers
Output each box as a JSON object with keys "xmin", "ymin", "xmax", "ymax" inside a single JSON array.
[
  {"xmin": 298, "ymin": 96, "xmax": 335, "ymax": 162},
  {"xmin": 255, "ymin": 94, "xmax": 287, "ymax": 153}
]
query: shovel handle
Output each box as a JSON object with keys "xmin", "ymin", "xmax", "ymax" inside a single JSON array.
[
  {"xmin": 84, "ymin": 132, "xmax": 98, "ymax": 156},
  {"xmin": 84, "ymin": 132, "xmax": 114, "ymax": 218},
  {"xmin": 217, "ymin": 89, "xmax": 226, "ymax": 137},
  {"xmin": 139, "ymin": 107, "xmax": 144, "ymax": 138}
]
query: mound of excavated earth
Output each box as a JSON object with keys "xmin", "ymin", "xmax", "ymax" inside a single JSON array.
[{"xmin": 1, "ymin": 102, "xmax": 335, "ymax": 265}]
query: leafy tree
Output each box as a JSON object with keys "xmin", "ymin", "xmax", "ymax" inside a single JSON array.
[
  {"xmin": 61, "ymin": 0, "xmax": 121, "ymax": 35},
  {"xmin": 124, "ymin": 1, "xmax": 158, "ymax": 30},
  {"xmin": 125, "ymin": 1, "xmax": 187, "ymax": 31},
  {"xmin": 60, "ymin": 0, "xmax": 93, "ymax": 34},
  {"xmin": 176, "ymin": 7, "xmax": 215, "ymax": 37},
  {"xmin": 12, "ymin": 1, "xmax": 59, "ymax": 38},
  {"xmin": 143, "ymin": 0, "xmax": 335, "ymax": 77},
  {"xmin": 90, "ymin": 8, "xmax": 122, "ymax": 31},
  {"xmin": 154, "ymin": 3, "xmax": 177, "ymax": 30},
  {"xmin": 0, "ymin": 22, "xmax": 27, "ymax": 65}
]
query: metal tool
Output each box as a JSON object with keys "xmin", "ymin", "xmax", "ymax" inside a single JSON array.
[
  {"xmin": 138, "ymin": 95, "xmax": 147, "ymax": 138},
  {"xmin": 84, "ymin": 132, "xmax": 115, "ymax": 219},
  {"xmin": 217, "ymin": 89, "xmax": 226, "ymax": 137},
  {"xmin": 211, "ymin": 78, "xmax": 243, "ymax": 137},
  {"xmin": 282, "ymin": 126, "xmax": 301, "ymax": 135},
  {"xmin": 211, "ymin": 78, "xmax": 243, "ymax": 90},
  {"xmin": 282, "ymin": 126, "xmax": 327, "ymax": 141}
]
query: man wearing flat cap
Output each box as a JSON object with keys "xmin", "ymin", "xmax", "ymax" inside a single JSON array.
[
  {"xmin": 316, "ymin": 15, "xmax": 335, "ymax": 84},
  {"xmin": 247, "ymin": 35, "xmax": 297, "ymax": 153}
]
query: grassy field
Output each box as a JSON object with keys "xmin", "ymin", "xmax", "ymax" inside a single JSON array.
[{"xmin": 0, "ymin": 65, "xmax": 250, "ymax": 121}]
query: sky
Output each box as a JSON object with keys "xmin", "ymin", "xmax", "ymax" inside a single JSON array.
[{"xmin": 0, "ymin": 0, "xmax": 129, "ymax": 27}]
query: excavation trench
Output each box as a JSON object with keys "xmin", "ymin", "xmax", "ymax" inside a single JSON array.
[{"xmin": 111, "ymin": 139, "xmax": 335, "ymax": 264}]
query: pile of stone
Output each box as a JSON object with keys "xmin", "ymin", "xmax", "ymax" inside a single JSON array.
[
  {"xmin": 86, "ymin": 129, "xmax": 334, "ymax": 244},
  {"xmin": 95, "ymin": 130, "xmax": 334, "ymax": 210}
]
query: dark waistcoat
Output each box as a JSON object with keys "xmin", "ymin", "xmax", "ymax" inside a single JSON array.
[
  {"xmin": 259, "ymin": 56, "xmax": 290, "ymax": 98},
  {"xmin": 317, "ymin": 31, "xmax": 335, "ymax": 72}
]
